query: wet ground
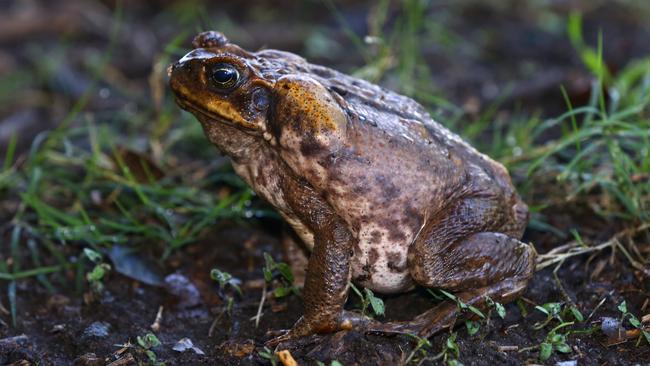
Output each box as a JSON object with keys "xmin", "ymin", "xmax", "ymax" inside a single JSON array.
[
  {"xmin": 3, "ymin": 222, "xmax": 649, "ymax": 365},
  {"xmin": 1, "ymin": 1, "xmax": 649, "ymax": 365}
]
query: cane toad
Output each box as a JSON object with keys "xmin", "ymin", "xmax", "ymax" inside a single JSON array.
[{"xmin": 169, "ymin": 31, "xmax": 536, "ymax": 343}]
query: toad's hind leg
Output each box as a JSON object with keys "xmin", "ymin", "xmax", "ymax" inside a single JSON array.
[
  {"xmin": 408, "ymin": 232, "xmax": 535, "ymax": 337},
  {"xmin": 364, "ymin": 232, "xmax": 535, "ymax": 338}
]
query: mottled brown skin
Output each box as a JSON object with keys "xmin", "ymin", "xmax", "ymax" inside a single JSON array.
[{"xmin": 169, "ymin": 31, "xmax": 536, "ymax": 344}]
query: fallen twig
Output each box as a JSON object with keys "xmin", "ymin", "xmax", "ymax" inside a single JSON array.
[
  {"xmin": 208, "ymin": 309, "xmax": 225, "ymax": 338},
  {"xmin": 497, "ymin": 345, "xmax": 519, "ymax": 352},
  {"xmin": 251, "ymin": 280, "xmax": 268, "ymax": 328},
  {"xmin": 150, "ymin": 305, "xmax": 163, "ymax": 332},
  {"xmin": 107, "ymin": 353, "xmax": 135, "ymax": 366},
  {"xmin": 536, "ymin": 223, "xmax": 650, "ymax": 271}
]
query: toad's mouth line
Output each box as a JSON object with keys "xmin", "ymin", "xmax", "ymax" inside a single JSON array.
[
  {"xmin": 174, "ymin": 97, "xmax": 260, "ymax": 135},
  {"xmin": 174, "ymin": 97, "xmax": 230, "ymax": 124}
]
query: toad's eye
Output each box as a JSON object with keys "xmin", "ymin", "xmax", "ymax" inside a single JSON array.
[{"xmin": 211, "ymin": 64, "xmax": 239, "ymax": 89}]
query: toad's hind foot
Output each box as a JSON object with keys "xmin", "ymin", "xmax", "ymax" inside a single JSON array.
[
  {"xmin": 414, "ymin": 278, "xmax": 528, "ymax": 338},
  {"xmin": 361, "ymin": 278, "xmax": 529, "ymax": 339},
  {"xmin": 403, "ymin": 229, "xmax": 536, "ymax": 338},
  {"xmin": 267, "ymin": 277, "xmax": 527, "ymax": 347}
]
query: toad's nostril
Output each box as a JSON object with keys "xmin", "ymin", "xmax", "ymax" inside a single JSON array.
[
  {"xmin": 168, "ymin": 61, "xmax": 190, "ymax": 78},
  {"xmin": 167, "ymin": 62, "xmax": 185, "ymax": 76}
]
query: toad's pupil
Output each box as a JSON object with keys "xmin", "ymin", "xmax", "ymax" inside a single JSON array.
[{"xmin": 213, "ymin": 67, "xmax": 237, "ymax": 86}]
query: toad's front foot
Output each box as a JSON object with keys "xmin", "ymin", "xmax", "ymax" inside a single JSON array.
[
  {"xmin": 264, "ymin": 317, "xmax": 311, "ymax": 347},
  {"xmin": 265, "ymin": 311, "xmax": 376, "ymax": 347}
]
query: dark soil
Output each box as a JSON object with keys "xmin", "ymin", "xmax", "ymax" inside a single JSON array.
[
  {"xmin": 1, "ymin": 1, "xmax": 649, "ymax": 365},
  {"xmin": 3, "ymin": 223, "xmax": 648, "ymax": 365}
]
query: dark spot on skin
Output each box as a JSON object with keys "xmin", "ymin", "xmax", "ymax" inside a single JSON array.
[
  {"xmin": 300, "ymin": 136, "xmax": 326, "ymax": 157},
  {"xmin": 268, "ymin": 94, "xmax": 285, "ymax": 139},
  {"xmin": 386, "ymin": 251, "xmax": 401, "ymax": 264},
  {"xmin": 417, "ymin": 152, "xmax": 434, "ymax": 170},
  {"xmin": 368, "ymin": 248, "xmax": 379, "ymax": 266},
  {"xmin": 374, "ymin": 174, "xmax": 400, "ymax": 200},
  {"xmin": 387, "ymin": 263, "xmax": 401, "ymax": 273},
  {"xmin": 402, "ymin": 205, "xmax": 424, "ymax": 231},
  {"xmin": 289, "ymin": 114, "xmax": 304, "ymax": 133},
  {"xmin": 321, "ymin": 190, "xmax": 329, "ymax": 200},
  {"xmin": 352, "ymin": 183, "xmax": 371, "ymax": 196},
  {"xmin": 377, "ymin": 217, "xmax": 407, "ymax": 242},
  {"xmin": 388, "ymin": 228, "xmax": 406, "ymax": 242},
  {"xmin": 361, "ymin": 263, "xmax": 372, "ymax": 278},
  {"xmin": 386, "ymin": 252, "xmax": 406, "ymax": 273},
  {"xmin": 370, "ymin": 230, "xmax": 382, "ymax": 244},
  {"xmin": 320, "ymin": 147, "xmax": 354, "ymax": 169},
  {"xmin": 351, "ymin": 222, "xmax": 361, "ymax": 234},
  {"xmin": 353, "ymin": 241, "xmax": 362, "ymax": 255},
  {"xmin": 355, "ymin": 273, "xmax": 369, "ymax": 283}
]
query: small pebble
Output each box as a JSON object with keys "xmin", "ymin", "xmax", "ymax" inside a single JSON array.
[
  {"xmin": 555, "ymin": 361, "xmax": 577, "ymax": 366},
  {"xmin": 82, "ymin": 321, "xmax": 110, "ymax": 338},
  {"xmin": 600, "ymin": 316, "xmax": 622, "ymax": 338},
  {"xmin": 173, "ymin": 337, "xmax": 205, "ymax": 355},
  {"xmin": 164, "ymin": 273, "xmax": 202, "ymax": 308},
  {"xmin": 50, "ymin": 324, "xmax": 66, "ymax": 333}
]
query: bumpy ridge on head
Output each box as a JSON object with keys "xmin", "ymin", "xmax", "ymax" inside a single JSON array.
[{"xmin": 192, "ymin": 31, "xmax": 229, "ymax": 49}]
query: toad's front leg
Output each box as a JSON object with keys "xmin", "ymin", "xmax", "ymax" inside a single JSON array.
[{"xmin": 266, "ymin": 176, "xmax": 362, "ymax": 346}]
